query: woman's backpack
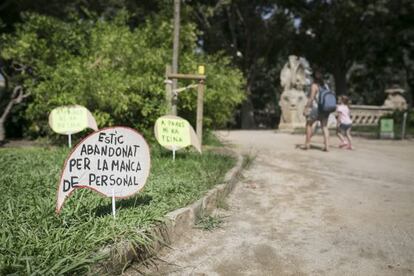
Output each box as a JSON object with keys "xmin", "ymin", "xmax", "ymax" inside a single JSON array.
[{"xmin": 318, "ymin": 85, "xmax": 337, "ymax": 113}]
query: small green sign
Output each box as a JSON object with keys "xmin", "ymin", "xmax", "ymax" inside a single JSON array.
[
  {"xmin": 156, "ymin": 117, "xmax": 191, "ymax": 148},
  {"xmin": 49, "ymin": 105, "xmax": 95, "ymax": 135},
  {"xmin": 380, "ymin": 118, "xmax": 394, "ymax": 133},
  {"xmin": 154, "ymin": 115, "xmax": 201, "ymax": 153}
]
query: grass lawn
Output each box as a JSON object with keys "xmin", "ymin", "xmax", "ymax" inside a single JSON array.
[{"xmin": 0, "ymin": 144, "xmax": 235, "ymax": 275}]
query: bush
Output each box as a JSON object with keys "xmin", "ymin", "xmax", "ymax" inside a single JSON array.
[{"xmin": 1, "ymin": 12, "xmax": 245, "ymax": 139}]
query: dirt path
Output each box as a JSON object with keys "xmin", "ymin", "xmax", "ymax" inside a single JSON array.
[{"xmin": 127, "ymin": 131, "xmax": 414, "ymax": 275}]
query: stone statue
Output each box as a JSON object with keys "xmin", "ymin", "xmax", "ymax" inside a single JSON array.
[
  {"xmin": 383, "ymin": 87, "xmax": 407, "ymax": 111},
  {"xmin": 278, "ymin": 55, "xmax": 310, "ymax": 130},
  {"xmin": 280, "ymin": 55, "xmax": 308, "ymax": 91}
]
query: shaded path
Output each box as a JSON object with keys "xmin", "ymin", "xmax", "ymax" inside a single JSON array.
[{"xmin": 127, "ymin": 131, "xmax": 414, "ymax": 275}]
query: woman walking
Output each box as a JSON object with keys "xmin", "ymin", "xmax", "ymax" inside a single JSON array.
[{"xmin": 302, "ymin": 70, "xmax": 331, "ymax": 151}]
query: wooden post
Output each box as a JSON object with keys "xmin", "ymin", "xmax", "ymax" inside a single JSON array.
[
  {"xmin": 172, "ymin": 0, "xmax": 181, "ymax": 116},
  {"xmin": 165, "ymin": 65, "xmax": 173, "ymax": 114},
  {"xmin": 402, "ymin": 111, "xmax": 408, "ymax": 139},
  {"xmin": 196, "ymin": 79, "xmax": 205, "ymax": 149},
  {"xmin": 165, "ymin": 67, "xmax": 205, "ymax": 150}
]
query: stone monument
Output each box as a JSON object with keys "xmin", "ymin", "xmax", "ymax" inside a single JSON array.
[
  {"xmin": 278, "ymin": 55, "xmax": 310, "ymax": 130},
  {"xmin": 383, "ymin": 86, "xmax": 407, "ymax": 111}
]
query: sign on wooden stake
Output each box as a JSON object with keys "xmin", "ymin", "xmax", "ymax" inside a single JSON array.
[
  {"xmin": 56, "ymin": 127, "xmax": 151, "ymax": 215},
  {"xmin": 49, "ymin": 105, "xmax": 98, "ymax": 147},
  {"xmin": 154, "ymin": 115, "xmax": 201, "ymax": 155}
]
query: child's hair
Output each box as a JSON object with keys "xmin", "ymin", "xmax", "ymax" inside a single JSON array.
[{"xmin": 339, "ymin": 95, "xmax": 350, "ymax": 106}]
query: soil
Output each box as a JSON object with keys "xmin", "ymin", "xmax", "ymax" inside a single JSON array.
[{"xmin": 126, "ymin": 131, "xmax": 414, "ymax": 276}]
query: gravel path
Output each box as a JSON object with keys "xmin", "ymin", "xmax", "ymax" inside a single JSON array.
[{"xmin": 127, "ymin": 131, "xmax": 414, "ymax": 276}]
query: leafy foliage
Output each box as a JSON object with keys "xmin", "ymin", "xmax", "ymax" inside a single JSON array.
[
  {"xmin": 0, "ymin": 12, "xmax": 244, "ymax": 138},
  {"xmin": 1, "ymin": 0, "xmax": 412, "ymax": 131},
  {"xmin": 281, "ymin": 0, "xmax": 414, "ymax": 101},
  {"xmin": 189, "ymin": 1, "xmax": 295, "ymax": 127}
]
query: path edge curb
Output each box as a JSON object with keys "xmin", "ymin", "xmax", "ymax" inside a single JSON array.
[{"xmin": 93, "ymin": 146, "xmax": 244, "ymax": 274}]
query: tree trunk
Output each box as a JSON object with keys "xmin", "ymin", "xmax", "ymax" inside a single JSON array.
[
  {"xmin": 404, "ymin": 67, "xmax": 413, "ymax": 108},
  {"xmin": 333, "ymin": 66, "xmax": 348, "ymax": 96},
  {"xmin": 0, "ymin": 100, "xmax": 14, "ymax": 143},
  {"xmin": 0, "ymin": 120, "xmax": 5, "ymax": 143},
  {"xmin": 241, "ymin": 84, "xmax": 256, "ymax": 129},
  {"xmin": 0, "ymin": 86, "xmax": 30, "ymax": 144}
]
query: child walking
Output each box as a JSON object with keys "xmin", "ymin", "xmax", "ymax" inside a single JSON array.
[{"xmin": 336, "ymin": 95, "xmax": 353, "ymax": 150}]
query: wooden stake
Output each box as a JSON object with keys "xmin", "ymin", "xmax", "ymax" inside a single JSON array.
[
  {"xmin": 165, "ymin": 65, "xmax": 173, "ymax": 114},
  {"xmin": 196, "ymin": 80, "xmax": 204, "ymax": 150},
  {"xmin": 172, "ymin": 0, "xmax": 181, "ymax": 116},
  {"xmin": 112, "ymin": 188, "xmax": 116, "ymax": 219}
]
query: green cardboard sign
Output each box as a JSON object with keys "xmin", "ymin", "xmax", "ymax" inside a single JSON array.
[
  {"xmin": 156, "ymin": 117, "xmax": 191, "ymax": 148},
  {"xmin": 154, "ymin": 115, "xmax": 201, "ymax": 152},
  {"xmin": 49, "ymin": 105, "xmax": 98, "ymax": 135},
  {"xmin": 380, "ymin": 118, "xmax": 394, "ymax": 133}
]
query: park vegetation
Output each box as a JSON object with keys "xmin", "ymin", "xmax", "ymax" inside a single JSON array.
[
  {"xmin": 0, "ymin": 1, "xmax": 412, "ymax": 274},
  {"xmin": 0, "ymin": 11, "xmax": 244, "ymax": 141},
  {"xmin": 0, "ymin": 0, "xmax": 413, "ymax": 134},
  {"xmin": 0, "ymin": 146, "xmax": 235, "ymax": 274},
  {"xmin": 0, "ymin": 3, "xmax": 244, "ymax": 273}
]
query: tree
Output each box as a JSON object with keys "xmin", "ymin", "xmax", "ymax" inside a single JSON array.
[
  {"xmin": 358, "ymin": 0, "xmax": 414, "ymax": 105},
  {"xmin": 281, "ymin": 0, "xmax": 414, "ymax": 100},
  {"xmin": 0, "ymin": 11, "xmax": 245, "ymax": 141},
  {"xmin": 0, "ymin": 0, "xmax": 162, "ymax": 32},
  {"xmin": 0, "ymin": 84, "xmax": 30, "ymax": 143},
  {"xmin": 0, "ymin": 0, "xmax": 163, "ymax": 142},
  {"xmin": 280, "ymin": 0, "xmax": 369, "ymax": 95},
  {"xmin": 189, "ymin": 0, "xmax": 295, "ymax": 128}
]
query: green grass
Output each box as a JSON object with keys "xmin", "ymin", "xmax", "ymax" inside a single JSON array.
[
  {"xmin": 203, "ymin": 130, "xmax": 224, "ymax": 147},
  {"xmin": 0, "ymin": 146, "xmax": 235, "ymax": 275},
  {"xmin": 195, "ymin": 214, "xmax": 225, "ymax": 231},
  {"xmin": 242, "ymin": 154, "xmax": 256, "ymax": 170}
]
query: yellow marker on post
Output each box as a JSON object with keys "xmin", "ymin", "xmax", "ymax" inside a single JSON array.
[{"xmin": 198, "ymin": 65, "xmax": 205, "ymax": 75}]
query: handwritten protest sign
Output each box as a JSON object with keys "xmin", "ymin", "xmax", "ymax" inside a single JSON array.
[
  {"xmin": 49, "ymin": 105, "xmax": 98, "ymax": 135},
  {"xmin": 154, "ymin": 115, "xmax": 201, "ymax": 154},
  {"xmin": 56, "ymin": 127, "xmax": 151, "ymax": 214}
]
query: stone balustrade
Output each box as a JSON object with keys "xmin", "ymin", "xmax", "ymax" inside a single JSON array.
[{"xmin": 349, "ymin": 105, "xmax": 393, "ymax": 126}]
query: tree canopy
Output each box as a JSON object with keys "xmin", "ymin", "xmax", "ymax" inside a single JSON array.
[
  {"xmin": 0, "ymin": 0, "xmax": 412, "ymax": 135},
  {"xmin": 281, "ymin": 0, "xmax": 414, "ymax": 101},
  {"xmin": 0, "ymin": 7, "xmax": 244, "ymax": 140}
]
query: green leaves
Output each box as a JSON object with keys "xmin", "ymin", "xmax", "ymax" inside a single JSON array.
[{"xmin": 1, "ymin": 11, "xmax": 244, "ymax": 138}]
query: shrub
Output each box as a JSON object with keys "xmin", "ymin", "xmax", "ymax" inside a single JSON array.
[{"xmin": 1, "ymin": 12, "xmax": 245, "ymax": 139}]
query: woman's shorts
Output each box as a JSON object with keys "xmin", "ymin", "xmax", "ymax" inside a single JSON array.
[
  {"xmin": 306, "ymin": 107, "xmax": 319, "ymax": 122},
  {"xmin": 339, "ymin": 123, "xmax": 352, "ymax": 132}
]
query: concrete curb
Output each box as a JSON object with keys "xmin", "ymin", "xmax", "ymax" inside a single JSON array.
[{"xmin": 93, "ymin": 147, "xmax": 244, "ymax": 274}]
